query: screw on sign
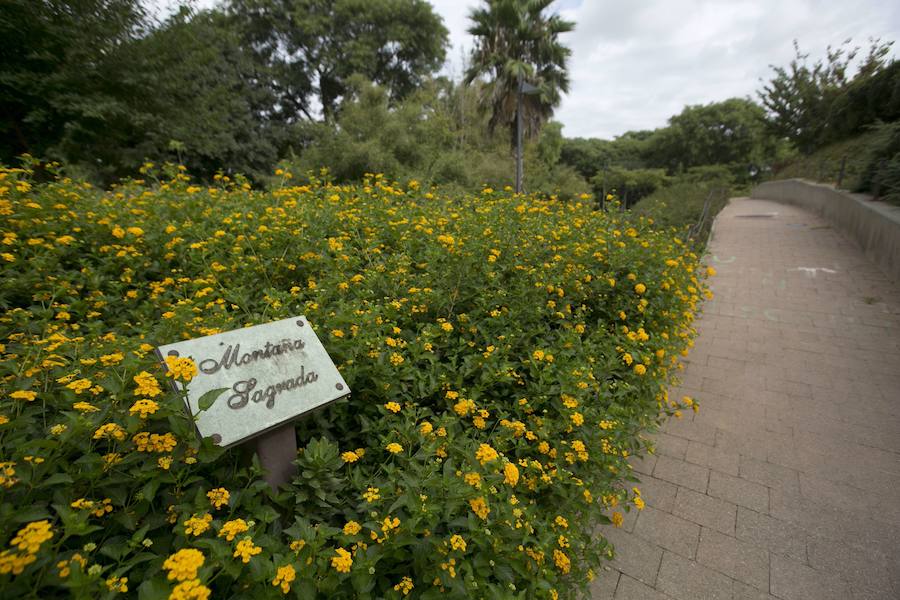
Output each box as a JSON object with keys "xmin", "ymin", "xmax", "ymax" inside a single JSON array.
[{"xmin": 156, "ymin": 316, "xmax": 350, "ymax": 488}]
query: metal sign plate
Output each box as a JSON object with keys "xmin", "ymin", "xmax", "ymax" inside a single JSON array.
[{"xmin": 156, "ymin": 316, "xmax": 349, "ymax": 447}]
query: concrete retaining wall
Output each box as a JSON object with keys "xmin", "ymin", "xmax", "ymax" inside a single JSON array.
[{"xmin": 751, "ymin": 179, "xmax": 900, "ymax": 282}]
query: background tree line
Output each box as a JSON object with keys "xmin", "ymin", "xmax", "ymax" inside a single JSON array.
[{"xmin": 1, "ymin": 1, "xmax": 897, "ymax": 202}]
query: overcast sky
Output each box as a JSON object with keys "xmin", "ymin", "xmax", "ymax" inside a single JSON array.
[{"xmin": 162, "ymin": 0, "xmax": 900, "ymax": 140}]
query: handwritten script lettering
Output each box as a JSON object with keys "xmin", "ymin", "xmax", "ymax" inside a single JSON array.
[
  {"xmin": 227, "ymin": 366, "xmax": 319, "ymax": 410},
  {"xmin": 199, "ymin": 338, "xmax": 306, "ymax": 375},
  {"xmin": 194, "ymin": 337, "xmax": 319, "ymax": 411}
]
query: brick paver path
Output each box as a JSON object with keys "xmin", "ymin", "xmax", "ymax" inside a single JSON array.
[{"xmin": 591, "ymin": 197, "xmax": 900, "ymax": 599}]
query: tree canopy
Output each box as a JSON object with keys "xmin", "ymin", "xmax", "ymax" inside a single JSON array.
[
  {"xmin": 646, "ymin": 98, "xmax": 774, "ymax": 173},
  {"xmin": 758, "ymin": 38, "xmax": 894, "ymax": 153},
  {"xmin": 226, "ymin": 0, "xmax": 449, "ymax": 121},
  {"xmin": 464, "ymin": 0, "xmax": 574, "ymax": 147}
]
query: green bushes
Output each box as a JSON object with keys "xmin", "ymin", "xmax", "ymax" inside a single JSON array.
[
  {"xmin": 0, "ymin": 163, "xmax": 706, "ymax": 598},
  {"xmin": 631, "ymin": 181, "xmax": 731, "ymax": 248},
  {"xmin": 591, "ymin": 167, "xmax": 670, "ymax": 206},
  {"xmin": 856, "ymin": 121, "xmax": 900, "ymax": 205}
]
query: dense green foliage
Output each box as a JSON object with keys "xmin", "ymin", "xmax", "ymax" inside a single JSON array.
[
  {"xmin": 0, "ymin": 164, "xmax": 706, "ymax": 598},
  {"xmin": 631, "ymin": 182, "xmax": 731, "ymax": 249},
  {"xmin": 592, "ymin": 168, "xmax": 669, "ymax": 207},
  {"xmin": 227, "ymin": 0, "xmax": 449, "ymax": 120},
  {"xmin": 758, "ymin": 39, "xmax": 895, "ymax": 153},
  {"xmin": 0, "ymin": 0, "xmax": 449, "ymax": 184},
  {"xmin": 0, "ymin": 0, "xmax": 151, "ymax": 175},
  {"xmin": 857, "ymin": 121, "xmax": 900, "ymax": 205},
  {"xmin": 770, "ymin": 130, "xmax": 880, "ymax": 189},
  {"xmin": 645, "ymin": 99, "xmax": 775, "ymax": 175},
  {"xmin": 281, "ymin": 78, "xmax": 588, "ymax": 198},
  {"xmin": 770, "ymin": 123, "xmax": 900, "ymax": 206}
]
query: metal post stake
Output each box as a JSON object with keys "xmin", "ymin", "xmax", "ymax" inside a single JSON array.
[
  {"xmin": 254, "ymin": 424, "xmax": 298, "ymax": 490},
  {"xmin": 515, "ymin": 72, "xmax": 523, "ymax": 194}
]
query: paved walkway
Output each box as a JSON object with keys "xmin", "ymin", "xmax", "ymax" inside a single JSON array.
[{"xmin": 591, "ymin": 197, "xmax": 900, "ymax": 600}]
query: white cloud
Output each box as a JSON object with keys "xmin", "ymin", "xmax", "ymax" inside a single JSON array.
[{"xmin": 430, "ymin": 0, "xmax": 900, "ymax": 139}]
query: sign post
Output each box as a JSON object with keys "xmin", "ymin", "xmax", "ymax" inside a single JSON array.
[{"xmin": 156, "ymin": 316, "xmax": 349, "ymax": 489}]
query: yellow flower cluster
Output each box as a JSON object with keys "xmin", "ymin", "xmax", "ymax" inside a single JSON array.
[
  {"xmin": 362, "ymin": 487, "xmax": 380, "ymax": 503},
  {"xmin": 106, "ymin": 576, "xmax": 128, "ymax": 593},
  {"xmin": 164, "ymin": 356, "xmax": 198, "ymax": 382},
  {"xmin": 218, "ymin": 518, "xmax": 249, "ymax": 541},
  {"xmin": 169, "ymin": 579, "xmax": 211, "ymax": 600},
  {"xmin": 93, "ymin": 423, "xmax": 127, "ymax": 441},
  {"xmin": 341, "ymin": 448, "xmax": 365, "ymax": 462},
  {"xmin": 474, "ymin": 443, "xmax": 499, "ymax": 465},
  {"xmin": 0, "ymin": 520, "xmax": 53, "ymax": 575},
  {"xmin": 163, "ymin": 548, "xmax": 204, "ymax": 581},
  {"xmin": 393, "ymin": 576, "xmax": 414, "ymax": 595},
  {"xmin": 272, "ymin": 564, "xmax": 296, "ymax": 594},
  {"xmin": 133, "ymin": 431, "xmax": 177, "ymax": 453},
  {"xmin": 129, "ymin": 399, "xmax": 160, "ymax": 418},
  {"xmin": 343, "ymin": 521, "xmax": 362, "ymax": 535},
  {"xmin": 0, "ymin": 462, "xmax": 16, "ymax": 488},
  {"xmin": 469, "ymin": 497, "xmax": 490, "ymax": 520},
  {"xmin": 183, "ymin": 514, "xmax": 212, "ymax": 537},
  {"xmin": 207, "ymin": 487, "xmax": 230, "ymax": 509},
  {"xmin": 233, "ymin": 538, "xmax": 262, "ymax": 563},
  {"xmin": 331, "ymin": 547, "xmax": 353, "ymax": 573},
  {"xmin": 133, "ymin": 371, "xmax": 162, "ymax": 397}
]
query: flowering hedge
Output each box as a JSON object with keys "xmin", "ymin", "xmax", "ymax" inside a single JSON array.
[{"xmin": 0, "ymin": 162, "xmax": 709, "ymax": 599}]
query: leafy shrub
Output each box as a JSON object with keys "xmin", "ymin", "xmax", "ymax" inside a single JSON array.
[
  {"xmin": 631, "ymin": 182, "xmax": 730, "ymax": 249},
  {"xmin": 0, "ymin": 161, "xmax": 707, "ymax": 599},
  {"xmin": 856, "ymin": 120, "xmax": 900, "ymax": 205},
  {"xmin": 591, "ymin": 167, "xmax": 670, "ymax": 207}
]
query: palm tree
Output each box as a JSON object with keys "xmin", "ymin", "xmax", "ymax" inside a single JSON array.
[{"xmin": 464, "ymin": 0, "xmax": 573, "ymax": 190}]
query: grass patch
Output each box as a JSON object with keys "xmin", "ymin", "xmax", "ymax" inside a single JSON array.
[{"xmin": 771, "ymin": 130, "xmax": 881, "ymax": 190}]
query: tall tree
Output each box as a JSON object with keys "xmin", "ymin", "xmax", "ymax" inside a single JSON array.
[
  {"xmin": 0, "ymin": 0, "xmax": 149, "ymax": 165},
  {"xmin": 758, "ymin": 38, "xmax": 893, "ymax": 153},
  {"xmin": 464, "ymin": 0, "xmax": 573, "ymax": 147},
  {"xmin": 227, "ymin": 0, "xmax": 449, "ymax": 121},
  {"xmin": 646, "ymin": 98, "xmax": 774, "ymax": 173}
]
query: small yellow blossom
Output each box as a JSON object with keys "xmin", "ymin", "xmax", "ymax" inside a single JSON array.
[
  {"xmin": 129, "ymin": 399, "xmax": 160, "ymax": 419},
  {"xmin": 233, "ymin": 538, "xmax": 262, "ymax": 563},
  {"xmin": 393, "ymin": 576, "xmax": 414, "ymax": 595},
  {"xmin": 475, "ymin": 443, "xmax": 499, "ymax": 465},
  {"xmin": 162, "ymin": 548, "xmax": 204, "ymax": 581},
  {"xmin": 207, "ymin": 487, "xmax": 230, "ymax": 509},
  {"xmin": 218, "ymin": 519, "xmax": 249, "ymax": 541},
  {"xmin": 165, "ymin": 356, "xmax": 197, "ymax": 382},
  {"xmin": 343, "ymin": 521, "xmax": 362, "ymax": 535},
  {"xmin": 331, "ymin": 547, "xmax": 353, "ymax": 573},
  {"xmin": 133, "ymin": 371, "xmax": 162, "ymax": 397},
  {"xmin": 168, "ymin": 579, "xmax": 211, "ymax": 600},
  {"xmin": 272, "ymin": 564, "xmax": 296, "ymax": 594},
  {"xmin": 503, "ymin": 462, "xmax": 519, "ymax": 487},
  {"xmin": 183, "ymin": 514, "xmax": 213, "ymax": 537}
]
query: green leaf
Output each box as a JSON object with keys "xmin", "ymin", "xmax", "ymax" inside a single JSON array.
[
  {"xmin": 196, "ymin": 387, "xmax": 229, "ymax": 412},
  {"xmin": 138, "ymin": 577, "xmax": 170, "ymax": 600},
  {"xmin": 12, "ymin": 505, "xmax": 52, "ymax": 523}
]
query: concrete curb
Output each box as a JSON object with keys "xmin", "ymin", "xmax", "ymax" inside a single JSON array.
[{"xmin": 751, "ymin": 179, "xmax": 900, "ymax": 282}]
